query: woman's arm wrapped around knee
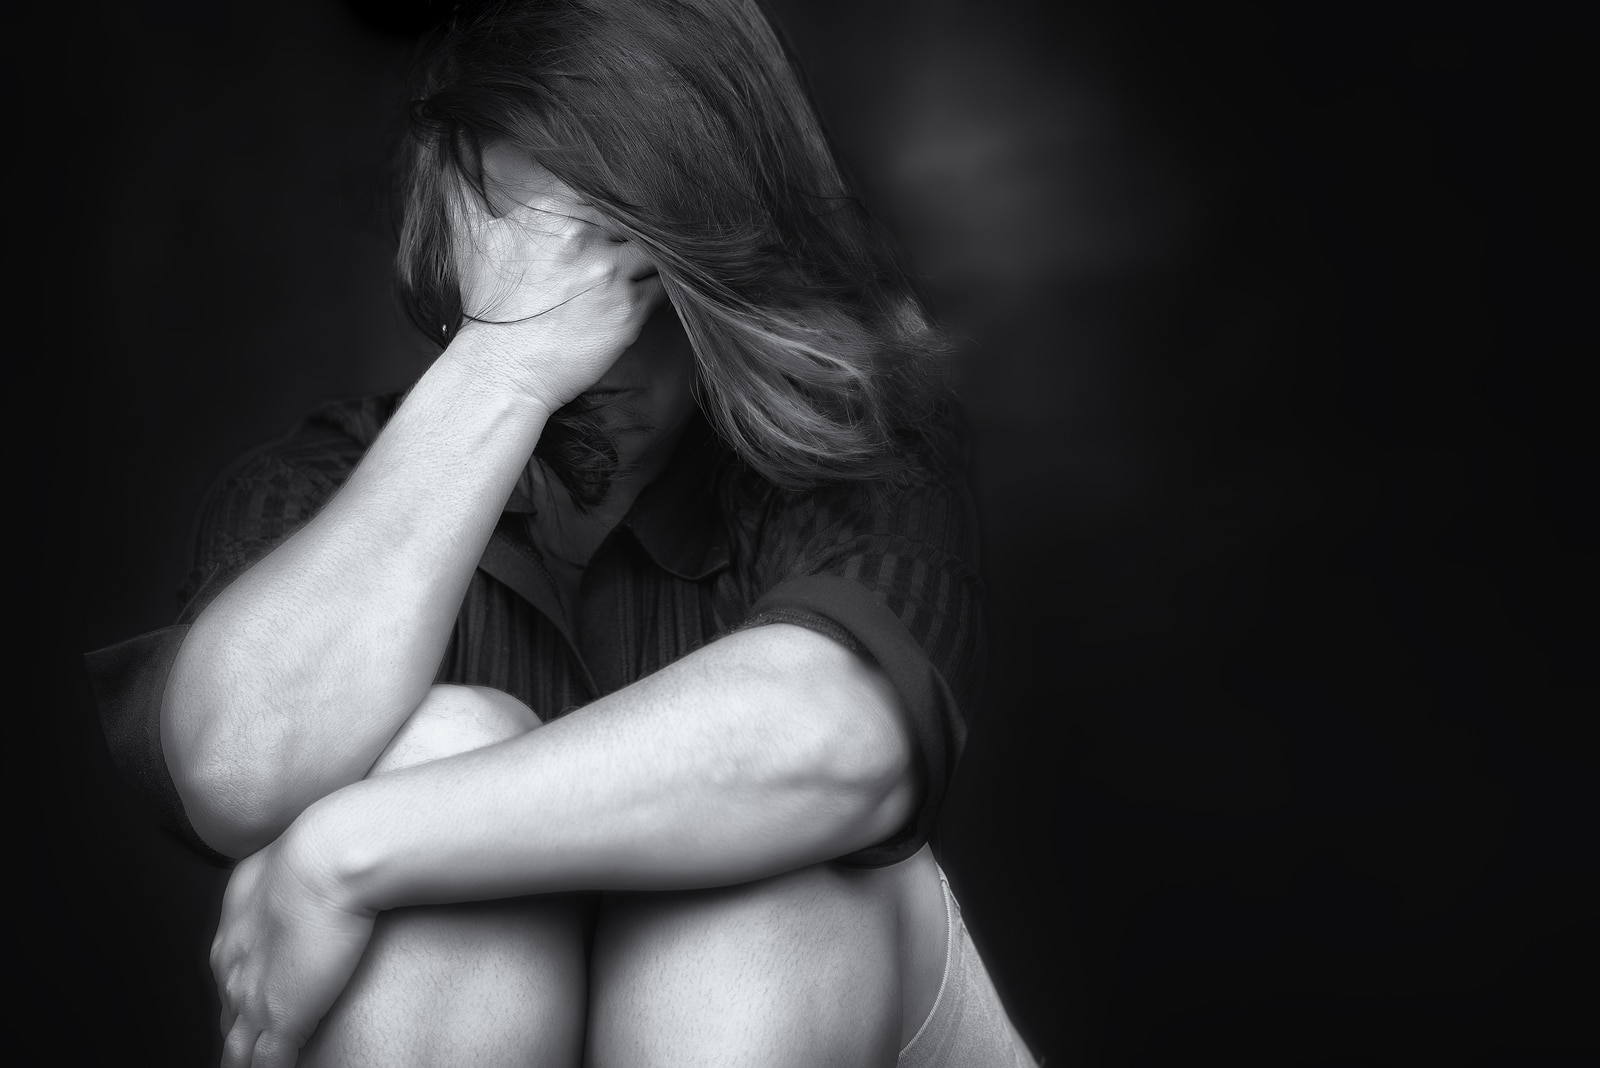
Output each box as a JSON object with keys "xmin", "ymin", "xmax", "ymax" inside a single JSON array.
[
  {"xmin": 164, "ymin": 200, "xmax": 664, "ymax": 860},
  {"xmin": 161, "ymin": 355, "xmax": 553, "ymax": 860},
  {"xmin": 292, "ymin": 623, "xmax": 917, "ymax": 911}
]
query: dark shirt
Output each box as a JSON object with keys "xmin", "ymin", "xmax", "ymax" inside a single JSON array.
[{"xmin": 85, "ymin": 392, "xmax": 986, "ymax": 868}]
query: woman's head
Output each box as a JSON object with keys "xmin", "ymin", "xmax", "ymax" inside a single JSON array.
[{"xmin": 398, "ymin": 0, "xmax": 952, "ymax": 494}]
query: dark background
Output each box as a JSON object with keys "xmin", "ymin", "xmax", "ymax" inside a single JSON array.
[{"xmin": 17, "ymin": 0, "xmax": 1593, "ymax": 1063}]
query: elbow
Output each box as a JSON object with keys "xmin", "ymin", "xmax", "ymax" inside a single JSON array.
[
  {"xmin": 816, "ymin": 713, "xmax": 919, "ymax": 846},
  {"xmin": 788, "ymin": 666, "xmax": 919, "ymax": 851},
  {"xmin": 165, "ymin": 705, "xmax": 290, "ymax": 857},
  {"xmin": 161, "ymin": 640, "xmax": 294, "ymax": 858},
  {"xmin": 754, "ymin": 624, "xmax": 922, "ymax": 849},
  {"xmin": 171, "ymin": 763, "xmax": 282, "ymax": 860}
]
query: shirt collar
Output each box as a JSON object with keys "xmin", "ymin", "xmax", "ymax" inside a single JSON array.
[
  {"xmin": 502, "ymin": 410, "xmax": 731, "ymax": 581},
  {"xmin": 621, "ymin": 412, "xmax": 731, "ymax": 580}
]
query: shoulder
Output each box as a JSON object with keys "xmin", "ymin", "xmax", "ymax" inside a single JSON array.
[
  {"xmin": 187, "ymin": 390, "xmax": 406, "ymax": 564},
  {"xmin": 743, "ymin": 396, "xmax": 977, "ymax": 550},
  {"xmin": 718, "ymin": 396, "xmax": 981, "ymax": 595},
  {"xmin": 214, "ymin": 390, "xmax": 405, "ymax": 497},
  {"xmin": 268, "ymin": 389, "xmax": 404, "ymax": 472}
]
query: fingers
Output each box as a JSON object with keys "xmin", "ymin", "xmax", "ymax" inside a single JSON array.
[
  {"xmin": 480, "ymin": 141, "xmax": 595, "ymax": 225},
  {"xmin": 213, "ymin": 938, "xmax": 238, "ymax": 1040},
  {"xmin": 452, "ymin": 160, "xmax": 649, "ymax": 272},
  {"xmin": 556, "ymin": 235, "xmax": 662, "ymax": 314},
  {"xmin": 220, "ymin": 1024, "xmax": 300, "ymax": 1068},
  {"xmin": 478, "ymin": 181, "xmax": 631, "ymax": 258},
  {"xmin": 449, "ymin": 169, "xmax": 666, "ymax": 340},
  {"xmin": 445, "ymin": 173, "xmax": 497, "ymax": 245},
  {"xmin": 251, "ymin": 1029, "xmax": 301, "ymax": 1068},
  {"xmin": 633, "ymin": 272, "xmax": 667, "ymax": 317},
  {"xmin": 613, "ymin": 239, "xmax": 660, "ymax": 283},
  {"xmin": 221, "ymin": 1017, "xmax": 258, "ymax": 1068}
]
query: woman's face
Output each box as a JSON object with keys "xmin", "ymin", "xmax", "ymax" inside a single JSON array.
[{"xmin": 478, "ymin": 142, "xmax": 699, "ymax": 474}]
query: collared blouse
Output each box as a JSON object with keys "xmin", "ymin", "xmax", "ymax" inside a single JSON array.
[{"xmin": 86, "ymin": 392, "xmax": 986, "ymax": 868}]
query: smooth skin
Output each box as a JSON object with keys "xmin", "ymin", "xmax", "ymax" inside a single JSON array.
[{"xmin": 182, "ymin": 147, "xmax": 951, "ymax": 1067}]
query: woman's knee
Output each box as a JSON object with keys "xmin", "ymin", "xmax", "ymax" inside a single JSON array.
[
  {"xmin": 369, "ymin": 683, "xmax": 540, "ymax": 775},
  {"xmin": 300, "ymin": 893, "xmax": 592, "ymax": 1068},
  {"xmin": 587, "ymin": 862, "xmax": 909, "ymax": 1067}
]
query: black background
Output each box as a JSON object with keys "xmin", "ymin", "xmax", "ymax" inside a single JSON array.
[{"xmin": 16, "ymin": 0, "xmax": 1593, "ymax": 1063}]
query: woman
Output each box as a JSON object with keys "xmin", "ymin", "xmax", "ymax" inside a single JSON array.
[{"xmin": 87, "ymin": 1, "xmax": 1035, "ymax": 1064}]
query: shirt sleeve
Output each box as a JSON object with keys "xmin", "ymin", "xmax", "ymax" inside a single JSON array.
[
  {"xmin": 735, "ymin": 416, "xmax": 987, "ymax": 868},
  {"xmin": 82, "ymin": 408, "xmax": 372, "ymax": 865}
]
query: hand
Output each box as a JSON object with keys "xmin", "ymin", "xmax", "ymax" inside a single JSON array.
[
  {"xmin": 212, "ymin": 820, "xmax": 376, "ymax": 1068},
  {"xmin": 447, "ymin": 143, "xmax": 666, "ymax": 414}
]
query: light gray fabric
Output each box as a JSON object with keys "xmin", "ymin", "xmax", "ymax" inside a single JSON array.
[{"xmin": 898, "ymin": 868, "xmax": 1040, "ymax": 1067}]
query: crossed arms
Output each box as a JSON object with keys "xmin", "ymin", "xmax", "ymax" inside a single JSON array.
[{"xmin": 162, "ymin": 341, "xmax": 919, "ymax": 891}]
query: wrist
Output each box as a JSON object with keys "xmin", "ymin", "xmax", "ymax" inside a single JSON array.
[
  {"xmin": 286, "ymin": 788, "xmax": 385, "ymax": 915},
  {"xmin": 439, "ymin": 325, "xmax": 566, "ymax": 420}
]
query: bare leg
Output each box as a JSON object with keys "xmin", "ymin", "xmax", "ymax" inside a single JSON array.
[
  {"xmin": 299, "ymin": 686, "xmax": 590, "ymax": 1068},
  {"xmin": 586, "ymin": 845, "xmax": 949, "ymax": 1068}
]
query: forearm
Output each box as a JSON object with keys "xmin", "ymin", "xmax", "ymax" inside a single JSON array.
[
  {"xmin": 164, "ymin": 340, "xmax": 552, "ymax": 857},
  {"xmin": 296, "ymin": 625, "xmax": 917, "ymax": 908}
]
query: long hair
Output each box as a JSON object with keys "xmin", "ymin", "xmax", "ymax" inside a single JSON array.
[{"xmin": 397, "ymin": 0, "xmax": 954, "ymax": 497}]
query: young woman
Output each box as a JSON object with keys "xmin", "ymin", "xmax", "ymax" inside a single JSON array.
[{"xmin": 87, "ymin": 2, "xmax": 1035, "ymax": 1064}]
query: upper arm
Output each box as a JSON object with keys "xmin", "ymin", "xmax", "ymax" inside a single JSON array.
[{"xmin": 177, "ymin": 437, "xmax": 356, "ymax": 626}]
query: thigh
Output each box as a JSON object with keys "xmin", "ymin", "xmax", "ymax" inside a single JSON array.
[{"xmin": 586, "ymin": 846, "xmax": 949, "ymax": 1068}]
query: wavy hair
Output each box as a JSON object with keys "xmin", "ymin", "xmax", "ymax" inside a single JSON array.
[{"xmin": 397, "ymin": 0, "xmax": 953, "ymax": 498}]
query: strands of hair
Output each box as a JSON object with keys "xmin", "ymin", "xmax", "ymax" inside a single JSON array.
[
  {"xmin": 395, "ymin": 0, "xmax": 956, "ymax": 503},
  {"xmin": 521, "ymin": 393, "xmax": 653, "ymax": 509}
]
